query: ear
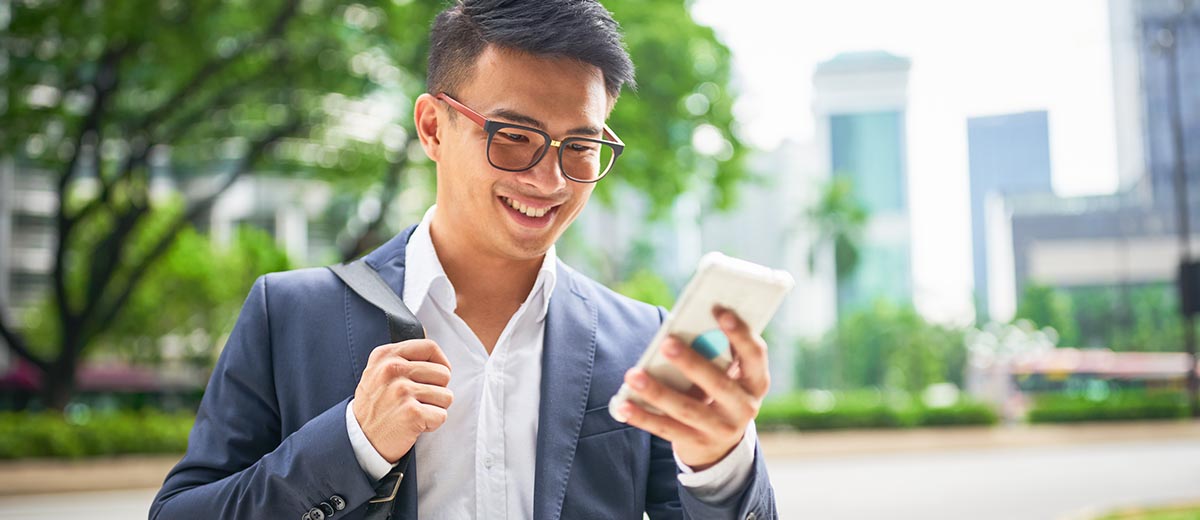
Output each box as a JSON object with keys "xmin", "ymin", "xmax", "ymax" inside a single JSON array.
[{"xmin": 413, "ymin": 93, "xmax": 442, "ymax": 163}]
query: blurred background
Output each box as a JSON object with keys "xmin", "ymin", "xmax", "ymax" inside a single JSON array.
[{"xmin": 1, "ymin": 0, "xmax": 1198, "ymax": 518}]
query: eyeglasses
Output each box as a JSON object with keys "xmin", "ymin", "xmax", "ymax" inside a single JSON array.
[{"xmin": 435, "ymin": 92, "xmax": 624, "ymax": 183}]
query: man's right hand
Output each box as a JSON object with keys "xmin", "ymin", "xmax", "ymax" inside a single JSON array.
[{"xmin": 352, "ymin": 339, "xmax": 454, "ymax": 463}]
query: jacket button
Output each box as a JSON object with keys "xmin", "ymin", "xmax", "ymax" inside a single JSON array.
[
  {"xmin": 330, "ymin": 495, "xmax": 347, "ymax": 511},
  {"xmin": 308, "ymin": 507, "xmax": 325, "ymax": 520},
  {"xmin": 746, "ymin": 512, "xmax": 757, "ymax": 520},
  {"xmin": 318, "ymin": 502, "xmax": 335, "ymax": 516},
  {"xmin": 301, "ymin": 513, "xmax": 312, "ymax": 520}
]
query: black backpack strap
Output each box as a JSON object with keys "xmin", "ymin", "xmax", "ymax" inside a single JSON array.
[
  {"xmin": 327, "ymin": 259, "xmax": 422, "ymax": 520},
  {"xmin": 329, "ymin": 260, "xmax": 425, "ymax": 343}
]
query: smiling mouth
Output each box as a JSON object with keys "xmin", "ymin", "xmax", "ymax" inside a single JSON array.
[{"xmin": 500, "ymin": 196, "xmax": 558, "ymax": 219}]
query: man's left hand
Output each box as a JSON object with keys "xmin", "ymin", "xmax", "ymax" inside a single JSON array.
[{"xmin": 618, "ymin": 306, "xmax": 769, "ymax": 470}]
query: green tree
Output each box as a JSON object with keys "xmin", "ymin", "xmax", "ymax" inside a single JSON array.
[
  {"xmin": 806, "ymin": 300, "xmax": 966, "ymax": 393},
  {"xmin": 804, "ymin": 177, "xmax": 869, "ymax": 280},
  {"xmin": 614, "ymin": 269, "xmax": 675, "ymax": 309},
  {"xmin": 1110, "ymin": 284, "xmax": 1183, "ymax": 351},
  {"xmin": 0, "ymin": 0, "xmax": 747, "ymax": 408},
  {"xmin": 1014, "ymin": 284, "xmax": 1080, "ymax": 347},
  {"xmin": 22, "ymin": 219, "xmax": 291, "ymax": 370},
  {"xmin": 1069, "ymin": 284, "xmax": 1184, "ymax": 352},
  {"xmin": 1, "ymin": 0, "xmax": 441, "ymax": 408}
]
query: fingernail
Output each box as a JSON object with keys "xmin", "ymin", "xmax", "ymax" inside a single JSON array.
[
  {"xmin": 629, "ymin": 370, "xmax": 648, "ymax": 390},
  {"xmin": 662, "ymin": 339, "xmax": 681, "ymax": 357},
  {"xmin": 618, "ymin": 403, "xmax": 635, "ymax": 419},
  {"xmin": 721, "ymin": 313, "xmax": 737, "ymax": 330}
]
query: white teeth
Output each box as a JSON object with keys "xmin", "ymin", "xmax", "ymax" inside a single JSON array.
[{"xmin": 503, "ymin": 196, "xmax": 550, "ymax": 218}]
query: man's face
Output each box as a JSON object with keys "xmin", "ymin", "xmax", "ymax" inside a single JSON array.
[{"xmin": 428, "ymin": 46, "xmax": 610, "ymax": 261}]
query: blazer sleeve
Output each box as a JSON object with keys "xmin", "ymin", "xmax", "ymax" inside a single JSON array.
[
  {"xmin": 643, "ymin": 306, "xmax": 780, "ymax": 520},
  {"xmin": 149, "ymin": 276, "xmax": 379, "ymax": 520},
  {"xmin": 676, "ymin": 441, "xmax": 778, "ymax": 519}
]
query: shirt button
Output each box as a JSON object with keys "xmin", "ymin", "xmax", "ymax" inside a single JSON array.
[
  {"xmin": 484, "ymin": 455, "xmax": 494, "ymax": 468},
  {"xmin": 330, "ymin": 495, "xmax": 346, "ymax": 511}
]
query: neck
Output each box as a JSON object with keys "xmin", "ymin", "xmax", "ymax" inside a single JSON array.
[{"xmin": 428, "ymin": 215, "xmax": 545, "ymax": 306}]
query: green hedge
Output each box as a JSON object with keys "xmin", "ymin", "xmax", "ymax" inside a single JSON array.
[
  {"xmin": 0, "ymin": 411, "xmax": 194, "ymax": 459},
  {"xmin": 1027, "ymin": 390, "xmax": 1192, "ymax": 424},
  {"xmin": 756, "ymin": 391, "xmax": 999, "ymax": 431}
]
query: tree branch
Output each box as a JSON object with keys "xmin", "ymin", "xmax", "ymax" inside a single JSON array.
[
  {"xmin": 83, "ymin": 119, "xmax": 304, "ymax": 342},
  {"xmin": 131, "ymin": 0, "xmax": 300, "ymax": 138},
  {"xmin": 82, "ymin": 203, "xmax": 147, "ymax": 308},
  {"xmin": 52, "ymin": 43, "xmax": 133, "ymax": 329},
  {"xmin": 0, "ymin": 311, "xmax": 48, "ymax": 373},
  {"xmin": 340, "ymin": 146, "xmax": 412, "ymax": 262},
  {"xmin": 70, "ymin": 49, "xmax": 291, "ymax": 228},
  {"xmin": 70, "ymin": 46, "xmax": 298, "ymax": 334}
]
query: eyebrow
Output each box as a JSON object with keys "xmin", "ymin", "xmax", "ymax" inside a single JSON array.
[{"xmin": 487, "ymin": 108, "xmax": 602, "ymax": 137}]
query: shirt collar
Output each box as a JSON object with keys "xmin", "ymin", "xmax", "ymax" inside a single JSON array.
[{"xmin": 402, "ymin": 205, "xmax": 558, "ymax": 322}]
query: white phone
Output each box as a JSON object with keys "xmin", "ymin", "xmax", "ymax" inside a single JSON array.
[{"xmin": 609, "ymin": 252, "xmax": 795, "ymax": 420}]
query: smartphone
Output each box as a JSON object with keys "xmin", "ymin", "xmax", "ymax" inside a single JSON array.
[{"xmin": 609, "ymin": 252, "xmax": 795, "ymax": 419}]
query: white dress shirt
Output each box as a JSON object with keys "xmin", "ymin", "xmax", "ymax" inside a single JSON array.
[{"xmin": 346, "ymin": 205, "xmax": 757, "ymax": 518}]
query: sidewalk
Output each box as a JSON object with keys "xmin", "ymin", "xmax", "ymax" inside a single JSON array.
[
  {"xmin": 759, "ymin": 419, "xmax": 1200, "ymax": 459},
  {"xmin": 1, "ymin": 420, "xmax": 1197, "ymax": 496}
]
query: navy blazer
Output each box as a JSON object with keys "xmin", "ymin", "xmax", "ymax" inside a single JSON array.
[{"xmin": 151, "ymin": 226, "xmax": 777, "ymax": 519}]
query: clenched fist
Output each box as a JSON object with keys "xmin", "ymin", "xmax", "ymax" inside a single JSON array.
[{"xmin": 352, "ymin": 339, "xmax": 454, "ymax": 463}]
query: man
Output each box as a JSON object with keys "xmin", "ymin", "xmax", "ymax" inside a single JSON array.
[{"xmin": 151, "ymin": 1, "xmax": 778, "ymax": 518}]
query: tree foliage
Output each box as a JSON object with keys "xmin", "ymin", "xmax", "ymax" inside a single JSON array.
[
  {"xmin": 805, "ymin": 177, "xmax": 868, "ymax": 280},
  {"xmin": 796, "ymin": 300, "xmax": 967, "ymax": 393},
  {"xmin": 1018, "ymin": 283, "xmax": 1185, "ymax": 352},
  {"xmin": 0, "ymin": 0, "xmax": 746, "ymax": 408},
  {"xmin": 1013, "ymin": 283, "xmax": 1080, "ymax": 347}
]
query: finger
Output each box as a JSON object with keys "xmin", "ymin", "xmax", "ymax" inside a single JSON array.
[
  {"xmin": 390, "ymin": 360, "xmax": 451, "ymax": 387},
  {"xmin": 367, "ymin": 340, "xmax": 404, "ymax": 365},
  {"xmin": 395, "ymin": 339, "xmax": 452, "ymax": 370},
  {"xmin": 623, "ymin": 367, "xmax": 731, "ymax": 434},
  {"xmin": 615, "ymin": 400, "xmax": 702, "ymax": 444},
  {"xmin": 367, "ymin": 339, "xmax": 428, "ymax": 367},
  {"xmin": 660, "ymin": 336, "xmax": 756, "ymax": 419},
  {"xmin": 408, "ymin": 383, "xmax": 454, "ymax": 409},
  {"xmin": 713, "ymin": 306, "xmax": 770, "ymax": 396},
  {"xmin": 416, "ymin": 402, "xmax": 448, "ymax": 432}
]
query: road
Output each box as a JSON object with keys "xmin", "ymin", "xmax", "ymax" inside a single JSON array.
[
  {"xmin": 770, "ymin": 438, "xmax": 1200, "ymax": 519},
  {"xmin": 1, "ymin": 438, "xmax": 1197, "ymax": 519}
]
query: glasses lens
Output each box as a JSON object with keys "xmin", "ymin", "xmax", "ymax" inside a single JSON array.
[
  {"xmin": 488, "ymin": 126, "xmax": 548, "ymax": 171},
  {"xmin": 560, "ymin": 138, "xmax": 617, "ymax": 182}
]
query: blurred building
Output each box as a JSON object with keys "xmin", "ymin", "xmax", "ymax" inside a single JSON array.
[
  {"xmin": 984, "ymin": 1, "xmax": 1199, "ymax": 332},
  {"xmin": 0, "ymin": 163, "xmax": 57, "ymax": 321},
  {"xmin": 812, "ymin": 51, "xmax": 914, "ymax": 317},
  {"xmin": 966, "ymin": 111, "xmax": 1054, "ymax": 323}
]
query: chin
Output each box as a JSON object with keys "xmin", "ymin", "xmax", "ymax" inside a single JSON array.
[{"xmin": 502, "ymin": 234, "xmax": 556, "ymax": 260}]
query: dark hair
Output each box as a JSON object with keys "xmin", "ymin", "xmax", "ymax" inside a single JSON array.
[{"xmin": 427, "ymin": 0, "xmax": 635, "ymax": 103}]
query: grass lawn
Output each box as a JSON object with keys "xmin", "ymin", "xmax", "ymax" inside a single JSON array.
[{"xmin": 1097, "ymin": 504, "xmax": 1200, "ymax": 520}]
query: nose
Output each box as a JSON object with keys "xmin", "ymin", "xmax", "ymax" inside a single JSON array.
[{"xmin": 519, "ymin": 141, "xmax": 568, "ymax": 194}]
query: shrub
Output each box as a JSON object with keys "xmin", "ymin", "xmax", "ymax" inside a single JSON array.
[
  {"xmin": 756, "ymin": 390, "xmax": 998, "ymax": 431},
  {"xmin": 1027, "ymin": 390, "xmax": 1190, "ymax": 423},
  {"xmin": 0, "ymin": 410, "xmax": 193, "ymax": 460}
]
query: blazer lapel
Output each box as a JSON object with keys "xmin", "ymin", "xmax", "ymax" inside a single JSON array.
[
  {"xmin": 533, "ymin": 264, "xmax": 599, "ymax": 520},
  {"xmin": 349, "ymin": 225, "xmax": 420, "ymax": 519}
]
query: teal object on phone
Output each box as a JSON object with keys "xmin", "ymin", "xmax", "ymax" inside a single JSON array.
[{"xmin": 691, "ymin": 330, "xmax": 729, "ymax": 361}]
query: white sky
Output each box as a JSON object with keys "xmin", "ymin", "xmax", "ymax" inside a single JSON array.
[{"xmin": 691, "ymin": 0, "xmax": 1123, "ymax": 324}]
